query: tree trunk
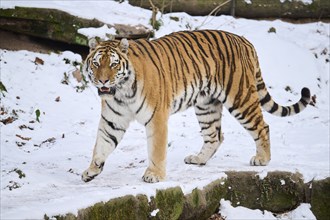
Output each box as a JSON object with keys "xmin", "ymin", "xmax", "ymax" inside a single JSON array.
[{"xmin": 129, "ymin": 0, "xmax": 330, "ymax": 19}]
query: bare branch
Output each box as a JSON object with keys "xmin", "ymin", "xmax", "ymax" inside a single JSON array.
[{"xmin": 196, "ymin": 0, "xmax": 232, "ymax": 30}]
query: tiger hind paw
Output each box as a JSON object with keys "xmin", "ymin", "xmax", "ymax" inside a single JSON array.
[{"xmin": 184, "ymin": 155, "xmax": 207, "ymax": 165}]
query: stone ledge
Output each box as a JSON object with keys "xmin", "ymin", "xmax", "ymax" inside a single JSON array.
[
  {"xmin": 49, "ymin": 171, "xmax": 329, "ymax": 220},
  {"xmin": 0, "ymin": 7, "xmax": 152, "ymax": 46}
]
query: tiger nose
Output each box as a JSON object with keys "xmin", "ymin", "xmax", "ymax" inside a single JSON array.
[{"xmin": 99, "ymin": 79, "xmax": 109, "ymax": 85}]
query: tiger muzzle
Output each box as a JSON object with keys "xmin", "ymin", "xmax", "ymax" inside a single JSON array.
[{"xmin": 98, "ymin": 86, "xmax": 116, "ymax": 96}]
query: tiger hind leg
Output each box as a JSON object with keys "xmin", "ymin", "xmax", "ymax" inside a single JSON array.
[
  {"xmin": 225, "ymin": 93, "xmax": 271, "ymax": 166},
  {"xmin": 185, "ymin": 99, "xmax": 224, "ymax": 165}
]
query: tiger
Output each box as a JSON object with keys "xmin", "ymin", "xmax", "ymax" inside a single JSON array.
[{"xmin": 81, "ymin": 30, "xmax": 311, "ymax": 183}]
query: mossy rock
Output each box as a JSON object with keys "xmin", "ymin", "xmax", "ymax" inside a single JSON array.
[
  {"xmin": 180, "ymin": 188, "xmax": 206, "ymax": 220},
  {"xmin": 48, "ymin": 172, "xmax": 329, "ymax": 220},
  {"xmin": 202, "ymin": 179, "xmax": 228, "ymax": 217},
  {"xmin": 77, "ymin": 194, "xmax": 149, "ymax": 220},
  {"xmin": 310, "ymin": 177, "xmax": 330, "ymax": 220},
  {"xmin": 154, "ymin": 186, "xmax": 185, "ymax": 220},
  {"xmin": 224, "ymin": 171, "xmax": 304, "ymax": 212},
  {"xmin": 0, "ymin": 7, "xmax": 104, "ymax": 45}
]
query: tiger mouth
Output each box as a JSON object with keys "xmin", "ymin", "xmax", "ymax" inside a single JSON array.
[{"xmin": 98, "ymin": 86, "xmax": 116, "ymax": 95}]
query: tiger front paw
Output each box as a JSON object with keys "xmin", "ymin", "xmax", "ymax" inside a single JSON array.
[
  {"xmin": 81, "ymin": 161, "xmax": 105, "ymax": 182},
  {"xmin": 142, "ymin": 168, "xmax": 165, "ymax": 183},
  {"xmin": 81, "ymin": 169, "xmax": 99, "ymax": 182},
  {"xmin": 250, "ymin": 156, "xmax": 270, "ymax": 166}
]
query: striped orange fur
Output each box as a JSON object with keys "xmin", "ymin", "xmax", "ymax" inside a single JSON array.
[{"xmin": 81, "ymin": 30, "xmax": 311, "ymax": 183}]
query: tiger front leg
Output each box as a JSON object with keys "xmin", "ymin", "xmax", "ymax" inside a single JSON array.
[
  {"xmin": 142, "ymin": 113, "xmax": 168, "ymax": 183},
  {"xmin": 81, "ymin": 132, "xmax": 117, "ymax": 182},
  {"xmin": 82, "ymin": 114, "xmax": 128, "ymax": 182}
]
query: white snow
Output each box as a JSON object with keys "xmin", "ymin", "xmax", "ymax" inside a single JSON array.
[
  {"xmin": 78, "ymin": 25, "xmax": 117, "ymax": 40},
  {"xmin": 219, "ymin": 200, "xmax": 317, "ymax": 219},
  {"xmin": 1, "ymin": 1, "xmax": 329, "ymax": 219},
  {"xmin": 150, "ymin": 208, "xmax": 159, "ymax": 217},
  {"xmin": 280, "ymin": 0, "xmax": 314, "ymax": 5},
  {"xmin": 220, "ymin": 199, "xmax": 277, "ymax": 219}
]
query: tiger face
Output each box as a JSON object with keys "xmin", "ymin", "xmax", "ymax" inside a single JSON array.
[{"xmin": 83, "ymin": 39, "xmax": 130, "ymax": 96}]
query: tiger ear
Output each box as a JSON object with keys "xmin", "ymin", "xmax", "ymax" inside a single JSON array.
[
  {"xmin": 119, "ymin": 38, "xmax": 129, "ymax": 54},
  {"xmin": 88, "ymin": 38, "xmax": 99, "ymax": 51}
]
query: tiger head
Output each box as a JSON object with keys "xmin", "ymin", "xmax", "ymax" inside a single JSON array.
[{"xmin": 83, "ymin": 38, "xmax": 131, "ymax": 96}]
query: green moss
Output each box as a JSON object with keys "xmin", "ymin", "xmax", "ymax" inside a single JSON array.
[
  {"xmin": 135, "ymin": 194, "xmax": 149, "ymax": 219},
  {"xmin": 52, "ymin": 213, "xmax": 77, "ymax": 220},
  {"xmin": 259, "ymin": 172, "xmax": 304, "ymax": 212},
  {"xmin": 77, "ymin": 195, "xmax": 149, "ymax": 220},
  {"xmin": 0, "ymin": 7, "xmax": 102, "ymax": 46},
  {"xmin": 203, "ymin": 179, "xmax": 227, "ymax": 217},
  {"xmin": 311, "ymin": 178, "xmax": 330, "ymax": 220},
  {"xmin": 51, "ymin": 172, "xmax": 329, "ymax": 219},
  {"xmin": 268, "ymin": 27, "xmax": 276, "ymax": 33},
  {"xmin": 155, "ymin": 187, "xmax": 184, "ymax": 220},
  {"xmin": 191, "ymin": 188, "xmax": 202, "ymax": 208},
  {"xmin": 223, "ymin": 172, "xmax": 304, "ymax": 212},
  {"xmin": 169, "ymin": 16, "xmax": 179, "ymax": 22}
]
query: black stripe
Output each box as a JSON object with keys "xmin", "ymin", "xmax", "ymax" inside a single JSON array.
[
  {"xmin": 241, "ymin": 112, "xmax": 259, "ymax": 125},
  {"xmin": 136, "ymin": 40, "xmax": 161, "ymax": 73},
  {"xmin": 180, "ymin": 32, "xmax": 211, "ymax": 79},
  {"xmin": 293, "ymin": 103, "xmax": 300, "ymax": 114},
  {"xmin": 174, "ymin": 98, "xmax": 183, "ymax": 113},
  {"xmin": 162, "ymin": 38, "xmax": 181, "ymax": 80},
  {"xmin": 157, "ymin": 40, "xmax": 175, "ymax": 95},
  {"xmin": 281, "ymin": 107, "xmax": 288, "ymax": 116},
  {"xmin": 99, "ymin": 128, "xmax": 118, "ymax": 146},
  {"xmin": 228, "ymin": 73, "xmax": 245, "ymax": 113},
  {"xmin": 195, "ymin": 110, "xmax": 217, "ymax": 116},
  {"xmin": 195, "ymin": 105, "xmax": 209, "ymax": 111},
  {"xmin": 101, "ymin": 115, "xmax": 125, "ymax": 132},
  {"xmin": 186, "ymin": 83, "xmax": 195, "ymax": 106},
  {"xmin": 129, "ymin": 46, "xmax": 140, "ymax": 57},
  {"xmin": 125, "ymin": 78, "xmax": 137, "ymax": 99},
  {"xmin": 114, "ymin": 97, "xmax": 124, "ymax": 105},
  {"xmin": 199, "ymin": 118, "xmax": 221, "ymax": 126},
  {"xmin": 144, "ymin": 105, "xmax": 157, "ymax": 126},
  {"xmin": 269, "ymin": 103, "xmax": 279, "ymax": 114},
  {"xmin": 237, "ymin": 101, "xmax": 259, "ymax": 121},
  {"xmin": 300, "ymin": 98, "xmax": 308, "ymax": 106},
  {"xmin": 257, "ymin": 81, "xmax": 265, "ymax": 91},
  {"xmin": 176, "ymin": 33, "xmax": 202, "ymax": 63},
  {"xmin": 136, "ymin": 96, "xmax": 147, "ymax": 114},
  {"xmin": 204, "ymin": 140, "xmax": 218, "ymax": 144},
  {"xmin": 105, "ymin": 100, "xmax": 122, "ymax": 116},
  {"xmin": 260, "ymin": 93, "xmax": 271, "ymax": 106},
  {"xmin": 218, "ymin": 32, "xmax": 231, "ymax": 67},
  {"xmin": 186, "ymin": 31, "xmax": 209, "ymax": 58}
]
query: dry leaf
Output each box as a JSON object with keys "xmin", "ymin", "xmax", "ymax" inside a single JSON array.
[
  {"xmin": 38, "ymin": 137, "xmax": 56, "ymax": 147},
  {"xmin": 310, "ymin": 94, "xmax": 317, "ymax": 106},
  {"xmin": 16, "ymin": 142, "xmax": 26, "ymax": 147},
  {"xmin": 72, "ymin": 69, "xmax": 82, "ymax": 82},
  {"xmin": 34, "ymin": 57, "xmax": 44, "ymax": 65},
  {"xmin": 19, "ymin": 124, "xmax": 34, "ymax": 130},
  {"xmin": 0, "ymin": 117, "xmax": 15, "ymax": 125},
  {"xmin": 55, "ymin": 96, "xmax": 61, "ymax": 102},
  {"xmin": 16, "ymin": 134, "xmax": 31, "ymax": 141}
]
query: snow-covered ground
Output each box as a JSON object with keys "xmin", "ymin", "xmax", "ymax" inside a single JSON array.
[{"xmin": 1, "ymin": 1, "xmax": 329, "ymax": 219}]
